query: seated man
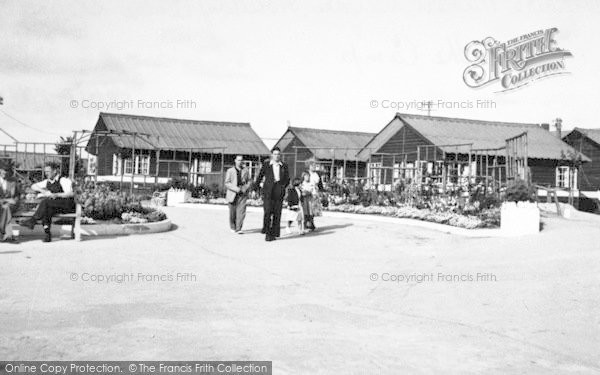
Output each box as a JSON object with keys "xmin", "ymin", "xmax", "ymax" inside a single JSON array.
[
  {"xmin": 0, "ymin": 160, "xmax": 20, "ymax": 242},
  {"xmin": 20, "ymin": 162, "xmax": 75, "ymax": 242}
]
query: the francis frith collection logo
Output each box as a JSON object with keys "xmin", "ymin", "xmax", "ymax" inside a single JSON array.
[{"xmin": 463, "ymin": 28, "xmax": 572, "ymax": 92}]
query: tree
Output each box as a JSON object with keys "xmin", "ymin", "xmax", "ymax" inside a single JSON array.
[{"xmin": 55, "ymin": 136, "xmax": 84, "ymax": 177}]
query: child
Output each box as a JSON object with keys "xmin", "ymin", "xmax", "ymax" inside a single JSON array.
[
  {"xmin": 284, "ymin": 178, "xmax": 305, "ymax": 235},
  {"xmin": 300, "ymin": 171, "xmax": 316, "ymax": 230}
]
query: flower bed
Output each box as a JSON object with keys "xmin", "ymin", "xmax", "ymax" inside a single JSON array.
[
  {"xmin": 187, "ymin": 197, "xmax": 264, "ymax": 206},
  {"xmin": 77, "ymin": 183, "xmax": 167, "ymax": 225},
  {"xmin": 325, "ymin": 203, "xmax": 499, "ymax": 229},
  {"xmin": 184, "ymin": 195, "xmax": 499, "ymax": 229}
]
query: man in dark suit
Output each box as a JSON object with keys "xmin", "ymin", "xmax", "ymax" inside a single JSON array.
[{"xmin": 255, "ymin": 147, "xmax": 290, "ymax": 241}]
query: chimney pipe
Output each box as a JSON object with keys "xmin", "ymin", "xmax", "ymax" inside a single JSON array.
[
  {"xmin": 541, "ymin": 123, "xmax": 550, "ymax": 131},
  {"xmin": 554, "ymin": 118, "xmax": 562, "ymax": 139}
]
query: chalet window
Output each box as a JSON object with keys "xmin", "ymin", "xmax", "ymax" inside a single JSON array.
[
  {"xmin": 243, "ymin": 160, "xmax": 254, "ymax": 179},
  {"xmin": 179, "ymin": 162, "xmax": 189, "ymax": 174},
  {"xmin": 405, "ymin": 163, "xmax": 414, "ymax": 180},
  {"xmin": 426, "ymin": 162, "xmax": 434, "ymax": 175},
  {"xmin": 137, "ymin": 155, "xmax": 150, "ymax": 175},
  {"xmin": 336, "ymin": 166, "xmax": 344, "ymax": 180},
  {"xmin": 556, "ymin": 166, "xmax": 577, "ymax": 188},
  {"xmin": 197, "ymin": 160, "xmax": 212, "ymax": 174},
  {"xmin": 112, "ymin": 154, "xmax": 121, "ymax": 175},
  {"xmin": 369, "ymin": 162, "xmax": 382, "ymax": 184},
  {"xmin": 123, "ymin": 158, "xmax": 133, "ymax": 175}
]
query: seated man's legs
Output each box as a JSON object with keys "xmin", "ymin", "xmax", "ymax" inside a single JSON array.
[{"xmin": 23, "ymin": 198, "xmax": 75, "ymax": 241}]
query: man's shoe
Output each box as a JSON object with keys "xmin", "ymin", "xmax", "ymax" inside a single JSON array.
[
  {"xmin": 20, "ymin": 218, "xmax": 35, "ymax": 230},
  {"xmin": 261, "ymin": 228, "xmax": 266, "ymax": 234},
  {"xmin": 236, "ymin": 230, "xmax": 244, "ymax": 235},
  {"xmin": 265, "ymin": 235, "xmax": 275, "ymax": 242}
]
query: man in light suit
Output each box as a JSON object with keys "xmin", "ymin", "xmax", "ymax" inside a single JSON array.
[
  {"xmin": 254, "ymin": 147, "xmax": 290, "ymax": 241},
  {"xmin": 224, "ymin": 155, "xmax": 252, "ymax": 234},
  {"xmin": 0, "ymin": 160, "xmax": 20, "ymax": 242}
]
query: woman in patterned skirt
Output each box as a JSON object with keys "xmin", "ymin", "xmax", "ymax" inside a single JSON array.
[{"xmin": 301, "ymin": 163, "xmax": 323, "ymax": 231}]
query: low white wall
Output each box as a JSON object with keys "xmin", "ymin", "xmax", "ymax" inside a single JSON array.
[
  {"xmin": 500, "ymin": 201, "xmax": 540, "ymax": 235},
  {"xmin": 166, "ymin": 189, "xmax": 191, "ymax": 206}
]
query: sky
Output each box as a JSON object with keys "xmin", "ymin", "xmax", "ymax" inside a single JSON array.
[{"xmin": 0, "ymin": 0, "xmax": 599, "ymax": 148}]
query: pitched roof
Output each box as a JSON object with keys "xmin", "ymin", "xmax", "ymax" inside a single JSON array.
[
  {"xmin": 275, "ymin": 126, "xmax": 376, "ymax": 160},
  {"xmin": 357, "ymin": 113, "xmax": 590, "ymax": 162},
  {"xmin": 567, "ymin": 127, "xmax": 600, "ymax": 146},
  {"xmin": 88, "ymin": 112, "xmax": 270, "ymax": 155}
]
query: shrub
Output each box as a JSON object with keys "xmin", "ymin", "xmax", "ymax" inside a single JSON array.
[{"xmin": 505, "ymin": 179, "xmax": 535, "ymax": 202}]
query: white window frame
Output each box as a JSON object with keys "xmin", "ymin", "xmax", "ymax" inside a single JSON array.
[
  {"xmin": 137, "ymin": 155, "xmax": 150, "ymax": 175},
  {"xmin": 112, "ymin": 154, "xmax": 121, "ymax": 175},
  {"xmin": 197, "ymin": 160, "xmax": 212, "ymax": 174},
  {"xmin": 556, "ymin": 166, "xmax": 577, "ymax": 188},
  {"xmin": 123, "ymin": 158, "xmax": 133, "ymax": 175},
  {"xmin": 336, "ymin": 166, "xmax": 344, "ymax": 180},
  {"xmin": 369, "ymin": 162, "xmax": 382, "ymax": 184},
  {"xmin": 393, "ymin": 163, "xmax": 400, "ymax": 179}
]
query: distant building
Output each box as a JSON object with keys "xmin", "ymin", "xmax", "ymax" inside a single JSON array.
[
  {"xmin": 273, "ymin": 126, "xmax": 376, "ymax": 182},
  {"xmin": 85, "ymin": 112, "xmax": 270, "ymax": 187},
  {"xmin": 0, "ymin": 148, "xmax": 89, "ymax": 181},
  {"xmin": 357, "ymin": 113, "xmax": 590, "ymax": 190},
  {"xmin": 561, "ymin": 128, "xmax": 600, "ymax": 191}
]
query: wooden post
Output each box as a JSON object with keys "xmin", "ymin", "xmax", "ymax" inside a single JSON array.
[
  {"xmin": 330, "ymin": 148, "xmax": 335, "ymax": 183},
  {"xmin": 220, "ymin": 148, "xmax": 225, "ymax": 188},
  {"xmin": 95, "ymin": 133, "xmax": 99, "ymax": 185},
  {"xmin": 441, "ymin": 151, "xmax": 447, "ymax": 193},
  {"xmin": 383, "ymin": 163, "xmax": 387, "ymax": 190},
  {"xmin": 467, "ymin": 147, "xmax": 472, "ymax": 186},
  {"xmin": 367, "ymin": 151, "xmax": 373, "ymax": 189},
  {"xmin": 166, "ymin": 152, "xmax": 171, "ymax": 181},
  {"xmin": 506, "ymin": 140, "xmax": 510, "ymax": 182},
  {"xmin": 130, "ymin": 134, "xmax": 136, "ymax": 195},
  {"xmin": 74, "ymin": 203, "xmax": 82, "ymax": 241},
  {"xmin": 524, "ymin": 133, "xmax": 529, "ymax": 183},
  {"xmin": 188, "ymin": 148, "xmax": 192, "ymax": 183},
  {"xmin": 154, "ymin": 137, "xmax": 160, "ymax": 189},
  {"xmin": 485, "ymin": 153, "xmax": 489, "ymax": 188},
  {"xmin": 392, "ymin": 154, "xmax": 396, "ymax": 186},
  {"xmin": 294, "ymin": 146, "xmax": 298, "ymax": 178},
  {"xmin": 416, "ymin": 146, "xmax": 421, "ymax": 188},
  {"xmin": 69, "ymin": 131, "xmax": 77, "ymax": 180},
  {"xmin": 380, "ymin": 154, "xmax": 384, "ymax": 186}
]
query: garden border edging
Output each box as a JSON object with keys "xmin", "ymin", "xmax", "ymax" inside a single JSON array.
[
  {"xmin": 172, "ymin": 202, "xmax": 508, "ymax": 237},
  {"xmin": 16, "ymin": 219, "xmax": 172, "ymax": 239},
  {"xmin": 80, "ymin": 218, "xmax": 172, "ymax": 238}
]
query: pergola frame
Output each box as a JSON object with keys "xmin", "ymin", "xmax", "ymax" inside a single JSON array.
[{"xmin": 76, "ymin": 129, "xmax": 229, "ymax": 193}]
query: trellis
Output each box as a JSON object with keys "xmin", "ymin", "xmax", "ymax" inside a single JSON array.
[
  {"xmin": 0, "ymin": 141, "xmax": 86, "ymax": 182},
  {"xmin": 75, "ymin": 129, "xmax": 236, "ymax": 193},
  {"xmin": 366, "ymin": 133, "xmax": 529, "ymax": 198},
  {"xmin": 282, "ymin": 146, "xmax": 374, "ymax": 182}
]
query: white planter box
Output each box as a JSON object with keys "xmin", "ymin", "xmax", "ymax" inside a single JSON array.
[
  {"xmin": 166, "ymin": 189, "xmax": 191, "ymax": 206},
  {"xmin": 500, "ymin": 201, "xmax": 540, "ymax": 235}
]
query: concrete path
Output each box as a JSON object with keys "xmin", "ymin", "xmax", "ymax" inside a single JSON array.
[{"xmin": 0, "ymin": 206, "xmax": 599, "ymax": 374}]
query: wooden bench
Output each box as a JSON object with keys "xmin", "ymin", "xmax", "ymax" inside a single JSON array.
[{"xmin": 12, "ymin": 201, "xmax": 82, "ymax": 241}]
